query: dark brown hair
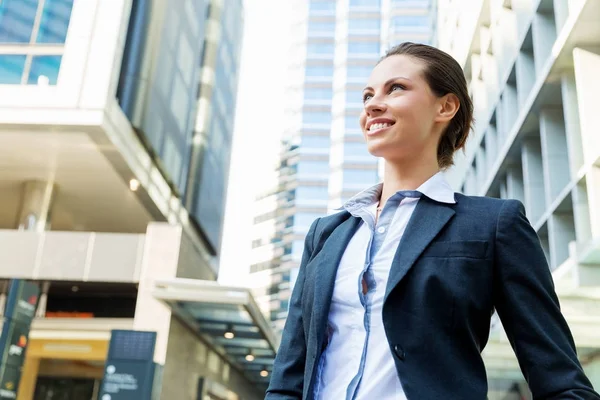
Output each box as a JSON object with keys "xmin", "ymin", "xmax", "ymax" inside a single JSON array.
[{"xmin": 381, "ymin": 42, "xmax": 473, "ymax": 169}]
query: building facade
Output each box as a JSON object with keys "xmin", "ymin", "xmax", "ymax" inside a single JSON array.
[
  {"xmin": 0, "ymin": 0, "xmax": 274, "ymax": 399},
  {"xmin": 249, "ymin": 0, "xmax": 437, "ymax": 333},
  {"xmin": 438, "ymin": 0, "xmax": 600, "ymax": 396}
]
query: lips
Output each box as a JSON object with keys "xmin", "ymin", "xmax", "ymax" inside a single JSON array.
[{"xmin": 366, "ymin": 119, "xmax": 395, "ymax": 135}]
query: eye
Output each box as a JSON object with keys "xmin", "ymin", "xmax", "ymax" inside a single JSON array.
[
  {"xmin": 362, "ymin": 92, "xmax": 373, "ymax": 103},
  {"xmin": 390, "ymin": 83, "xmax": 405, "ymax": 93}
]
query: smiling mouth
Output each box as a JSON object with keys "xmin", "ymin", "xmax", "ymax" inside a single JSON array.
[{"xmin": 367, "ymin": 122, "xmax": 394, "ymax": 134}]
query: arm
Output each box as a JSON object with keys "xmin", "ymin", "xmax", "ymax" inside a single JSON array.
[
  {"xmin": 266, "ymin": 217, "xmax": 320, "ymax": 399},
  {"xmin": 493, "ymin": 200, "xmax": 599, "ymax": 399}
]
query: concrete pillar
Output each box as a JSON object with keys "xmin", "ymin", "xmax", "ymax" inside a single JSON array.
[
  {"xmin": 15, "ymin": 181, "xmax": 57, "ymax": 232},
  {"xmin": 35, "ymin": 282, "xmax": 51, "ymax": 318},
  {"xmin": 133, "ymin": 223, "xmax": 182, "ymax": 364}
]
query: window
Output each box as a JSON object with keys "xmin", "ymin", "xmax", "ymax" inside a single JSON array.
[
  {"xmin": 346, "ymin": 89, "xmax": 365, "ymax": 104},
  {"xmin": 0, "ymin": 55, "xmax": 27, "ymax": 84},
  {"xmin": 307, "ymin": 43, "xmax": 335, "ymax": 55},
  {"xmin": 301, "ymin": 135, "xmax": 330, "ymax": 149},
  {"xmin": 308, "ymin": 20, "xmax": 335, "ymax": 32},
  {"xmin": 0, "ymin": 0, "xmax": 38, "ymax": 43},
  {"xmin": 392, "ymin": 0, "xmax": 431, "ymax": 8},
  {"xmin": 0, "ymin": 0, "xmax": 75, "ymax": 85},
  {"xmin": 0, "ymin": 0, "xmax": 74, "ymax": 44},
  {"xmin": 347, "ymin": 65, "xmax": 372, "ymax": 79},
  {"xmin": 27, "ymin": 55, "xmax": 62, "ymax": 84},
  {"xmin": 305, "ymin": 65, "xmax": 334, "ymax": 77},
  {"xmin": 350, "ymin": 0, "xmax": 381, "ymax": 6},
  {"xmin": 348, "ymin": 41, "xmax": 380, "ymax": 55},
  {"xmin": 309, "ymin": 1, "xmax": 336, "ymax": 12},
  {"xmin": 297, "ymin": 160, "xmax": 329, "ymax": 177},
  {"xmin": 344, "ymin": 142, "xmax": 370, "ymax": 158},
  {"xmin": 348, "ymin": 18, "xmax": 380, "ymax": 31},
  {"xmin": 302, "ymin": 111, "xmax": 331, "ymax": 125},
  {"xmin": 294, "ymin": 212, "xmax": 323, "ymax": 230},
  {"xmin": 345, "ymin": 114, "xmax": 361, "ymax": 130},
  {"xmin": 304, "ymin": 87, "xmax": 333, "ymax": 100},
  {"xmin": 296, "ymin": 185, "xmax": 328, "ymax": 199},
  {"xmin": 392, "ymin": 15, "xmax": 430, "ymax": 30},
  {"xmin": 342, "ymin": 169, "xmax": 379, "ymax": 187},
  {"xmin": 36, "ymin": 0, "xmax": 75, "ymax": 43}
]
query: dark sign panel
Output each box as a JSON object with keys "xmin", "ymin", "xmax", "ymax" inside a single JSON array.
[
  {"xmin": 99, "ymin": 360, "xmax": 156, "ymax": 400},
  {"xmin": 3, "ymin": 280, "xmax": 39, "ymax": 325},
  {"xmin": 0, "ymin": 321, "xmax": 31, "ymax": 368},
  {"xmin": 0, "ymin": 280, "xmax": 39, "ymax": 400},
  {"xmin": 99, "ymin": 330, "xmax": 159, "ymax": 400},
  {"xmin": 0, "ymin": 365, "xmax": 19, "ymax": 399}
]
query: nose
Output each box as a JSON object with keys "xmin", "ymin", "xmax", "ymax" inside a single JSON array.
[{"xmin": 364, "ymin": 95, "xmax": 387, "ymax": 116}]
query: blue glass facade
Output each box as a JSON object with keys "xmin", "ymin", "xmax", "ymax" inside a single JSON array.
[
  {"xmin": 189, "ymin": 1, "xmax": 244, "ymax": 253},
  {"xmin": 0, "ymin": 0, "xmax": 74, "ymax": 84}
]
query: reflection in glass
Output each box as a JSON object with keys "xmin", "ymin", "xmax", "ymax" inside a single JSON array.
[
  {"xmin": 0, "ymin": 55, "xmax": 26, "ymax": 84},
  {"xmin": 0, "ymin": 0, "xmax": 38, "ymax": 43},
  {"xmin": 28, "ymin": 55, "xmax": 62, "ymax": 85},
  {"xmin": 36, "ymin": 0, "xmax": 75, "ymax": 43}
]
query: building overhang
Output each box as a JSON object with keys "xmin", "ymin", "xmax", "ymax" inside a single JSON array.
[{"xmin": 152, "ymin": 278, "xmax": 279, "ymax": 388}]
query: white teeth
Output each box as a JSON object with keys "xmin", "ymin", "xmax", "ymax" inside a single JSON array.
[{"xmin": 369, "ymin": 122, "xmax": 391, "ymax": 131}]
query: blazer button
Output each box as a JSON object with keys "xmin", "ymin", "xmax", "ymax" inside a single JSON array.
[{"xmin": 393, "ymin": 345, "xmax": 405, "ymax": 360}]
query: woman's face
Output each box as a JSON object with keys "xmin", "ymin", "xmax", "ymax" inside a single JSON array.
[{"xmin": 359, "ymin": 54, "xmax": 444, "ymax": 164}]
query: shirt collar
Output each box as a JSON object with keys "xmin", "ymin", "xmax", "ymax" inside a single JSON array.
[{"xmin": 337, "ymin": 171, "xmax": 456, "ymax": 212}]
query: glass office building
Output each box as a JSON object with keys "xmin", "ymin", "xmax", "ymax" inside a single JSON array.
[
  {"xmin": 0, "ymin": 1, "xmax": 274, "ymax": 399},
  {"xmin": 250, "ymin": 0, "xmax": 437, "ymax": 334}
]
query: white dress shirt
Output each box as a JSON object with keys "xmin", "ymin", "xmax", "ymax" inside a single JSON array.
[{"xmin": 313, "ymin": 172, "xmax": 456, "ymax": 400}]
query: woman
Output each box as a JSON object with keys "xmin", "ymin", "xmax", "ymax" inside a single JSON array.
[{"xmin": 266, "ymin": 43, "xmax": 599, "ymax": 399}]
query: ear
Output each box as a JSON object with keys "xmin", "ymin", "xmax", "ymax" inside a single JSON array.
[{"xmin": 435, "ymin": 93, "xmax": 460, "ymax": 123}]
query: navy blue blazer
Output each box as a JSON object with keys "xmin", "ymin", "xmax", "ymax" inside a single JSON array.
[{"xmin": 266, "ymin": 194, "xmax": 599, "ymax": 399}]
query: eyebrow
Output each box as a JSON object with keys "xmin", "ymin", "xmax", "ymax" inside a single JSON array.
[{"xmin": 363, "ymin": 76, "xmax": 412, "ymax": 92}]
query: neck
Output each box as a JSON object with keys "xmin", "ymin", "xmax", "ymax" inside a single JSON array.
[{"xmin": 379, "ymin": 156, "xmax": 439, "ymax": 208}]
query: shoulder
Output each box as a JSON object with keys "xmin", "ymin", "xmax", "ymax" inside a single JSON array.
[{"xmin": 453, "ymin": 194, "xmax": 527, "ymax": 226}]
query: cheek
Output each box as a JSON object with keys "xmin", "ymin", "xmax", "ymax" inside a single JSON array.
[{"xmin": 358, "ymin": 112, "xmax": 367, "ymax": 129}]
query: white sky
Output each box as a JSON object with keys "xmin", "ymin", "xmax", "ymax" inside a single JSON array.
[{"xmin": 218, "ymin": 0, "xmax": 292, "ymax": 285}]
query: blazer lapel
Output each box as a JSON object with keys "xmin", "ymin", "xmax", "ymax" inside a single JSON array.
[
  {"xmin": 312, "ymin": 215, "xmax": 362, "ymax": 347},
  {"xmin": 384, "ymin": 196, "xmax": 456, "ymax": 303}
]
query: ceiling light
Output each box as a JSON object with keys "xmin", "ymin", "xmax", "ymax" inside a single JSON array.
[
  {"xmin": 245, "ymin": 352, "xmax": 255, "ymax": 362},
  {"xmin": 260, "ymin": 369, "xmax": 269, "ymax": 377},
  {"xmin": 224, "ymin": 325, "xmax": 235, "ymax": 339},
  {"xmin": 129, "ymin": 178, "xmax": 140, "ymax": 191}
]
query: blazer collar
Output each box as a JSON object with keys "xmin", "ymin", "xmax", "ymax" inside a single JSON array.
[{"xmin": 338, "ymin": 171, "xmax": 456, "ymax": 215}]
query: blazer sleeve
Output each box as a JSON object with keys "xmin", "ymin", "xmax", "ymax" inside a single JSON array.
[
  {"xmin": 266, "ymin": 217, "xmax": 320, "ymax": 400},
  {"xmin": 493, "ymin": 199, "xmax": 599, "ymax": 399}
]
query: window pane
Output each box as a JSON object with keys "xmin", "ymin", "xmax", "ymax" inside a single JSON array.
[
  {"xmin": 347, "ymin": 65, "xmax": 372, "ymax": 79},
  {"xmin": 350, "ymin": 0, "xmax": 380, "ymax": 6},
  {"xmin": 345, "ymin": 115, "xmax": 360, "ymax": 130},
  {"xmin": 27, "ymin": 55, "xmax": 62, "ymax": 85},
  {"xmin": 296, "ymin": 186, "xmax": 329, "ymax": 201},
  {"xmin": 344, "ymin": 142, "xmax": 371, "ymax": 158},
  {"xmin": 308, "ymin": 20, "xmax": 335, "ymax": 32},
  {"xmin": 309, "ymin": 1, "xmax": 336, "ymax": 12},
  {"xmin": 304, "ymin": 88, "xmax": 333, "ymax": 100},
  {"xmin": 348, "ymin": 41, "xmax": 379, "ymax": 55},
  {"xmin": 301, "ymin": 135, "xmax": 330, "ymax": 149},
  {"xmin": 297, "ymin": 160, "xmax": 329, "ymax": 177},
  {"xmin": 343, "ymin": 169, "xmax": 379, "ymax": 187},
  {"xmin": 303, "ymin": 111, "xmax": 331, "ymax": 125},
  {"xmin": 345, "ymin": 89, "xmax": 364, "ymax": 103},
  {"xmin": 0, "ymin": 55, "xmax": 26, "ymax": 84},
  {"xmin": 307, "ymin": 43, "xmax": 334, "ymax": 55},
  {"xmin": 0, "ymin": 0, "xmax": 39, "ymax": 43},
  {"xmin": 348, "ymin": 18, "xmax": 380, "ymax": 31},
  {"xmin": 392, "ymin": 15, "xmax": 430, "ymax": 30},
  {"xmin": 305, "ymin": 65, "xmax": 333, "ymax": 77},
  {"xmin": 36, "ymin": 0, "xmax": 74, "ymax": 43}
]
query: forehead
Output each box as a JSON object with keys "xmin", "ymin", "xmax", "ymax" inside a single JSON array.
[{"xmin": 366, "ymin": 54, "xmax": 426, "ymax": 87}]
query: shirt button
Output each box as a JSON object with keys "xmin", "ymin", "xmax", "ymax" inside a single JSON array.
[{"xmin": 377, "ymin": 226, "xmax": 386, "ymax": 234}]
